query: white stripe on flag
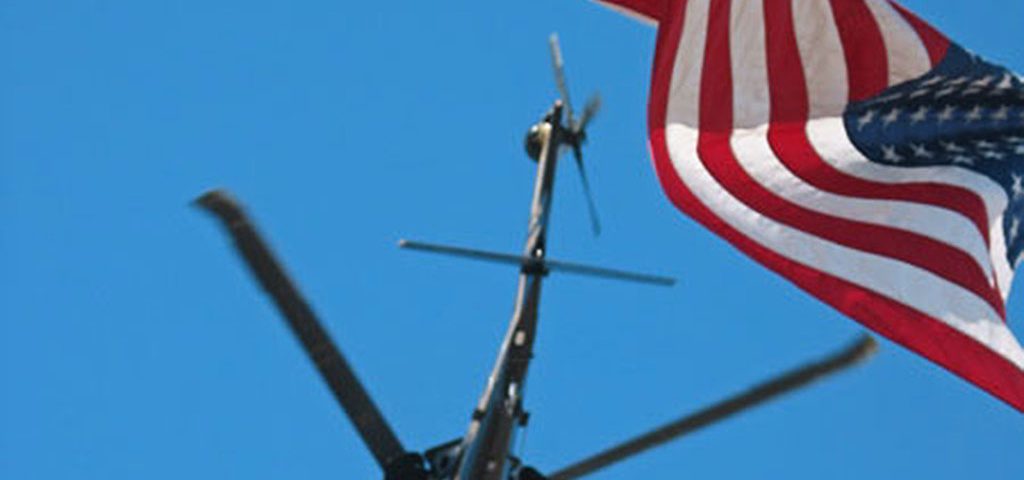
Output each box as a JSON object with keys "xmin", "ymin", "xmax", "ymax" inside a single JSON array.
[
  {"xmin": 792, "ymin": 0, "xmax": 848, "ymax": 118},
  {"xmin": 865, "ymin": 0, "xmax": 932, "ymax": 87},
  {"xmin": 731, "ymin": 127, "xmax": 996, "ymax": 284},
  {"xmin": 664, "ymin": 0, "xmax": 709, "ymax": 128},
  {"xmin": 725, "ymin": 0, "xmax": 996, "ymax": 285},
  {"xmin": 729, "ymin": 0, "xmax": 769, "ymax": 129}
]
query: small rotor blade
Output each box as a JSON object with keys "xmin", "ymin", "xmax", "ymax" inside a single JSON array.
[
  {"xmin": 572, "ymin": 150, "xmax": 602, "ymax": 237},
  {"xmin": 548, "ymin": 335, "xmax": 878, "ymax": 480},
  {"xmin": 575, "ymin": 93, "xmax": 602, "ymax": 134},
  {"xmin": 548, "ymin": 32, "xmax": 575, "ymax": 124},
  {"xmin": 399, "ymin": 239, "xmax": 527, "ymax": 267},
  {"xmin": 545, "ymin": 258, "xmax": 674, "ymax": 286},
  {"xmin": 196, "ymin": 189, "xmax": 407, "ymax": 471}
]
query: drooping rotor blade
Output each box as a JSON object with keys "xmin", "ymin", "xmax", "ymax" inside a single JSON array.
[
  {"xmin": 196, "ymin": 189, "xmax": 406, "ymax": 471},
  {"xmin": 399, "ymin": 239, "xmax": 527, "ymax": 267},
  {"xmin": 571, "ymin": 149, "xmax": 602, "ymax": 237},
  {"xmin": 548, "ymin": 32, "xmax": 575, "ymax": 124},
  {"xmin": 399, "ymin": 239, "xmax": 674, "ymax": 286},
  {"xmin": 545, "ymin": 258, "xmax": 673, "ymax": 286},
  {"xmin": 548, "ymin": 335, "xmax": 878, "ymax": 480}
]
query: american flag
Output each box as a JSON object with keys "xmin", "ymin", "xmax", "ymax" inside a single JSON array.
[{"xmin": 599, "ymin": 0, "xmax": 1024, "ymax": 411}]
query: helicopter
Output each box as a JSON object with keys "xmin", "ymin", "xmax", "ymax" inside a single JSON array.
[{"xmin": 196, "ymin": 33, "xmax": 876, "ymax": 480}]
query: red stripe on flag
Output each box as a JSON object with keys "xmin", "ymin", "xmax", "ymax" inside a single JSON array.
[
  {"xmin": 597, "ymin": 0, "xmax": 668, "ymax": 23},
  {"xmin": 763, "ymin": 0, "xmax": 805, "ymax": 124},
  {"xmin": 888, "ymin": 1, "xmax": 950, "ymax": 67},
  {"xmin": 694, "ymin": 0, "xmax": 1004, "ymax": 318},
  {"xmin": 647, "ymin": 0, "xmax": 1024, "ymax": 413},
  {"xmin": 765, "ymin": 0, "xmax": 990, "ymax": 250},
  {"xmin": 647, "ymin": 0, "xmax": 686, "ymax": 134},
  {"xmin": 830, "ymin": 0, "xmax": 889, "ymax": 102}
]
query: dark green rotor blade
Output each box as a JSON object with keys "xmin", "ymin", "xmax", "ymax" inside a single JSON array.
[
  {"xmin": 549, "ymin": 335, "xmax": 878, "ymax": 480},
  {"xmin": 196, "ymin": 189, "xmax": 406, "ymax": 471}
]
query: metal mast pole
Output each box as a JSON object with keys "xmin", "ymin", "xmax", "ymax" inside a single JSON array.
[{"xmin": 454, "ymin": 103, "xmax": 565, "ymax": 480}]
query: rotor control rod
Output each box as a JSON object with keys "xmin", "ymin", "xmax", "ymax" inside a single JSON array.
[
  {"xmin": 195, "ymin": 189, "xmax": 408, "ymax": 471},
  {"xmin": 548, "ymin": 335, "xmax": 878, "ymax": 480}
]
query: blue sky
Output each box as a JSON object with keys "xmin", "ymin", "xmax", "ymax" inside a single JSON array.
[{"xmin": 2, "ymin": 1, "xmax": 1022, "ymax": 479}]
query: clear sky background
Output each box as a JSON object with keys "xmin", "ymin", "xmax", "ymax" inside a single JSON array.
[{"xmin": 2, "ymin": 1, "xmax": 1022, "ymax": 479}]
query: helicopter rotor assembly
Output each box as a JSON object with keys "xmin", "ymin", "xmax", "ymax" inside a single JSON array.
[{"xmin": 524, "ymin": 33, "xmax": 604, "ymax": 236}]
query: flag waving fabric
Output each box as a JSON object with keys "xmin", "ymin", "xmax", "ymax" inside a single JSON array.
[{"xmin": 600, "ymin": 0, "xmax": 1024, "ymax": 411}]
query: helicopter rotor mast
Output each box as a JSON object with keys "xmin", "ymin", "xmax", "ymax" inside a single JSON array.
[
  {"xmin": 447, "ymin": 33, "xmax": 619, "ymax": 479},
  {"xmin": 452, "ymin": 99, "xmax": 566, "ymax": 480}
]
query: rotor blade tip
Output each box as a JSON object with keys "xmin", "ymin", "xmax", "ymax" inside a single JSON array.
[
  {"xmin": 856, "ymin": 335, "xmax": 879, "ymax": 360},
  {"xmin": 195, "ymin": 188, "xmax": 234, "ymax": 206},
  {"xmin": 194, "ymin": 188, "xmax": 244, "ymax": 224}
]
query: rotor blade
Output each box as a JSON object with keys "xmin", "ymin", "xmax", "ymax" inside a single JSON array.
[
  {"xmin": 572, "ymin": 149, "xmax": 602, "ymax": 237},
  {"xmin": 399, "ymin": 239, "xmax": 526, "ymax": 267},
  {"xmin": 545, "ymin": 258, "xmax": 674, "ymax": 286},
  {"xmin": 195, "ymin": 189, "xmax": 406, "ymax": 470},
  {"xmin": 575, "ymin": 93, "xmax": 602, "ymax": 134},
  {"xmin": 548, "ymin": 32, "xmax": 574, "ymax": 124},
  {"xmin": 399, "ymin": 239, "xmax": 674, "ymax": 286},
  {"xmin": 548, "ymin": 335, "xmax": 878, "ymax": 480}
]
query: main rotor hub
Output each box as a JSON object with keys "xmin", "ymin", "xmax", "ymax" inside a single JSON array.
[
  {"xmin": 524, "ymin": 101, "xmax": 564, "ymax": 162},
  {"xmin": 524, "ymin": 123, "xmax": 545, "ymax": 161}
]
